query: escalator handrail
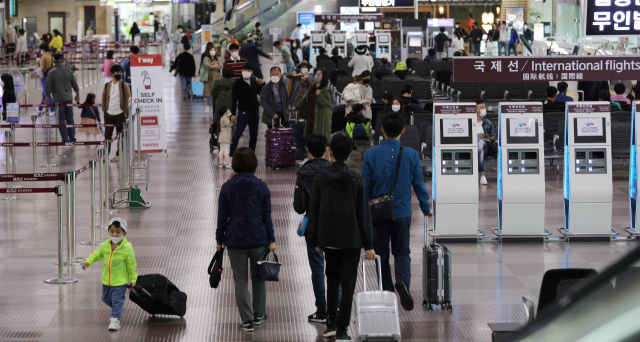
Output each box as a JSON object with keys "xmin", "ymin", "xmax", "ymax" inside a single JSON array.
[
  {"xmin": 509, "ymin": 245, "xmax": 640, "ymax": 341},
  {"xmin": 229, "ymin": 1, "xmax": 282, "ymax": 36}
]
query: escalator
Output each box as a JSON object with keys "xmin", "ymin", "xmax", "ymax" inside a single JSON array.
[{"xmin": 508, "ymin": 245, "xmax": 640, "ymax": 342}]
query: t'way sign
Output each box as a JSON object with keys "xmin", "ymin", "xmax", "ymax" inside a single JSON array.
[{"xmin": 131, "ymin": 54, "xmax": 167, "ymax": 154}]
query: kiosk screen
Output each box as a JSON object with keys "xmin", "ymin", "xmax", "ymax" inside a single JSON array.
[
  {"xmin": 379, "ymin": 35, "xmax": 389, "ymax": 43},
  {"xmin": 574, "ymin": 117, "xmax": 607, "ymax": 143},
  {"xmin": 440, "ymin": 118, "xmax": 473, "ymax": 144},
  {"xmin": 356, "ymin": 35, "xmax": 368, "ymax": 43},
  {"xmin": 312, "ymin": 35, "xmax": 323, "ymax": 43},
  {"xmin": 506, "ymin": 118, "xmax": 539, "ymax": 144},
  {"xmin": 334, "ymin": 35, "xmax": 345, "ymax": 43},
  {"xmin": 409, "ymin": 37, "xmax": 422, "ymax": 47}
]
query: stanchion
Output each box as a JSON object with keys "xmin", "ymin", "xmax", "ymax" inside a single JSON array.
[
  {"xmin": 97, "ymin": 150, "xmax": 105, "ymax": 233},
  {"xmin": 2, "ymin": 131, "xmax": 16, "ymax": 200},
  {"xmin": 105, "ymin": 140, "xmax": 118, "ymax": 214},
  {"xmin": 31, "ymin": 115, "xmax": 37, "ymax": 173},
  {"xmin": 81, "ymin": 160, "xmax": 100, "ymax": 246},
  {"xmin": 40, "ymin": 110, "xmax": 57, "ymax": 167},
  {"xmin": 10, "ymin": 123, "xmax": 22, "ymax": 189},
  {"xmin": 70, "ymin": 171, "xmax": 85, "ymax": 262},
  {"xmin": 61, "ymin": 172, "xmax": 84, "ymax": 266},
  {"xmin": 52, "ymin": 102, "xmax": 64, "ymax": 159},
  {"xmin": 45, "ymin": 184, "xmax": 78, "ymax": 285}
]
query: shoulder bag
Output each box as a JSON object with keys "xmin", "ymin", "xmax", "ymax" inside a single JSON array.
[
  {"xmin": 207, "ymin": 247, "xmax": 225, "ymax": 288},
  {"xmin": 369, "ymin": 147, "xmax": 403, "ymax": 226}
]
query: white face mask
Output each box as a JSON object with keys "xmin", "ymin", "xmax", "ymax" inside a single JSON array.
[
  {"xmin": 479, "ymin": 109, "xmax": 487, "ymax": 117},
  {"xmin": 231, "ymin": 52, "xmax": 239, "ymax": 58},
  {"xmin": 524, "ymin": 25, "xmax": 528, "ymax": 29},
  {"xmin": 392, "ymin": 104, "xmax": 401, "ymax": 112},
  {"xmin": 292, "ymin": 43, "xmax": 297, "ymax": 47},
  {"xmin": 178, "ymin": 29, "xmax": 183, "ymax": 33},
  {"xmin": 271, "ymin": 76, "xmax": 280, "ymax": 83},
  {"xmin": 110, "ymin": 235, "xmax": 124, "ymax": 244},
  {"xmin": 242, "ymin": 71, "xmax": 252, "ymax": 79},
  {"xmin": 209, "ymin": 50, "xmax": 216, "ymax": 56},
  {"xmin": 300, "ymin": 68, "xmax": 308, "ymax": 74},
  {"xmin": 223, "ymin": 31, "xmax": 229, "ymax": 34}
]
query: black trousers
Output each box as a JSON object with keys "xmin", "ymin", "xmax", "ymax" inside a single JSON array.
[
  {"xmin": 104, "ymin": 112, "xmax": 126, "ymax": 156},
  {"xmin": 324, "ymin": 248, "xmax": 360, "ymax": 331}
]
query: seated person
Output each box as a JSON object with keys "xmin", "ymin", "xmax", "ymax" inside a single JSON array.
[
  {"xmin": 374, "ymin": 58, "xmax": 394, "ymax": 80},
  {"xmin": 379, "ymin": 92, "xmax": 394, "ymax": 113},
  {"xmin": 330, "ymin": 47, "xmax": 343, "ymax": 67},
  {"xmin": 400, "ymin": 84, "xmax": 420, "ymax": 105},
  {"xmin": 611, "ymin": 82, "xmax": 631, "ymax": 104},
  {"xmin": 424, "ymin": 48, "xmax": 437, "ymax": 61},
  {"xmin": 555, "ymin": 81, "xmax": 574, "ymax": 103},
  {"xmin": 389, "ymin": 96, "xmax": 411, "ymax": 125},
  {"xmin": 315, "ymin": 47, "xmax": 329, "ymax": 66},
  {"xmin": 543, "ymin": 86, "xmax": 561, "ymax": 112},
  {"xmin": 599, "ymin": 90, "xmax": 622, "ymax": 111},
  {"xmin": 476, "ymin": 99, "xmax": 497, "ymax": 185},
  {"xmin": 346, "ymin": 103, "xmax": 370, "ymax": 140}
]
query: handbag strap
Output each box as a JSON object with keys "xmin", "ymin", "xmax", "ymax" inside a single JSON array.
[
  {"xmin": 390, "ymin": 147, "xmax": 404, "ymax": 199},
  {"xmin": 262, "ymin": 252, "xmax": 279, "ymax": 263}
]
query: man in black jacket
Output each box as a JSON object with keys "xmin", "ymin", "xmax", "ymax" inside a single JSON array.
[
  {"xmin": 230, "ymin": 62, "xmax": 265, "ymax": 156},
  {"xmin": 522, "ymin": 23, "xmax": 533, "ymax": 56},
  {"xmin": 373, "ymin": 58, "xmax": 394, "ymax": 80},
  {"xmin": 260, "ymin": 66, "xmax": 290, "ymax": 128},
  {"xmin": 293, "ymin": 133, "xmax": 331, "ymax": 324},
  {"xmin": 470, "ymin": 22, "xmax": 483, "ymax": 56},
  {"xmin": 169, "ymin": 44, "xmax": 196, "ymax": 99},
  {"xmin": 307, "ymin": 132, "xmax": 375, "ymax": 342},
  {"xmin": 433, "ymin": 27, "xmax": 451, "ymax": 60}
]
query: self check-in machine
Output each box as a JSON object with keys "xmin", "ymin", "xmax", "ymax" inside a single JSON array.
[
  {"xmin": 374, "ymin": 29, "xmax": 391, "ymax": 61},
  {"xmin": 432, "ymin": 103, "xmax": 479, "ymax": 241},
  {"xmin": 406, "ymin": 31, "xmax": 424, "ymax": 60},
  {"xmin": 495, "ymin": 103, "xmax": 548, "ymax": 239},
  {"xmin": 310, "ymin": 30, "xmax": 325, "ymax": 68},
  {"xmin": 561, "ymin": 102, "xmax": 613, "ymax": 239},
  {"xmin": 332, "ymin": 30, "xmax": 347, "ymax": 57}
]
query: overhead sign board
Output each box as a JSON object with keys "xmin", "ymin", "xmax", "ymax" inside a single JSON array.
[
  {"xmin": 582, "ymin": 0, "xmax": 640, "ymax": 37},
  {"xmin": 360, "ymin": 0, "xmax": 415, "ymax": 8},
  {"xmin": 316, "ymin": 14, "xmax": 384, "ymax": 23}
]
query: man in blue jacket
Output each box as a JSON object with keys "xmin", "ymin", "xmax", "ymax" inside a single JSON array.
[
  {"xmin": 361, "ymin": 112, "xmax": 432, "ymax": 312},
  {"xmin": 240, "ymin": 34, "xmax": 273, "ymax": 80}
]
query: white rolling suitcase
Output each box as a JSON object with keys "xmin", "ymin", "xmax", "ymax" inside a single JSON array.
[{"xmin": 353, "ymin": 255, "xmax": 401, "ymax": 342}]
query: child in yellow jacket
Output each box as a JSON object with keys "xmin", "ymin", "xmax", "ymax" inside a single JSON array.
[{"xmin": 82, "ymin": 218, "xmax": 138, "ymax": 331}]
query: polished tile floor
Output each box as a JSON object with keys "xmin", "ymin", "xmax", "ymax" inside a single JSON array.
[{"xmin": 0, "ymin": 65, "xmax": 637, "ymax": 342}]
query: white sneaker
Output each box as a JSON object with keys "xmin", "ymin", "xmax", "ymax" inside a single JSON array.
[
  {"xmin": 479, "ymin": 175, "xmax": 488, "ymax": 185},
  {"xmin": 108, "ymin": 317, "xmax": 121, "ymax": 331}
]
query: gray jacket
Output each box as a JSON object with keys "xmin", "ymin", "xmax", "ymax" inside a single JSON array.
[
  {"xmin": 45, "ymin": 64, "xmax": 79, "ymax": 102},
  {"xmin": 260, "ymin": 81, "xmax": 290, "ymax": 126}
]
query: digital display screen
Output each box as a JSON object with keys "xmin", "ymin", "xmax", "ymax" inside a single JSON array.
[
  {"xmin": 506, "ymin": 118, "xmax": 539, "ymax": 144},
  {"xmin": 312, "ymin": 35, "xmax": 323, "ymax": 43},
  {"xmin": 334, "ymin": 35, "xmax": 345, "ymax": 43},
  {"xmin": 408, "ymin": 37, "xmax": 422, "ymax": 47},
  {"xmin": 428, "ymin": 18, "xmax": 454, "ymax": 27},
  {"xmin": 378, "ymin": 35, "xmax": 389, "ymax": 43},
  {"xmin": 356, "ymin": 34, "xmax": 368, "ymax": 43},
  {"xmin": 574, "ymin": 117, "xmax": 607, "ymax": 143},
  {"xmin": 439, "ymin": 118, "xmax": 473, "ymax": 145}
]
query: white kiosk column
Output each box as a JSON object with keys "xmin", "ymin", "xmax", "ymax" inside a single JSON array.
[
  {"xmin": 432, "ymin": 103, "xmax": 479, "ymax": 242},
  {"xmin": 374, "ymin": 29, "xmax": 391, "ymax": 61},
  {"xmin": 332, "ymin": 30, "xmax": 347, "ymax": 57},
  {"xmin": 561, "ymin": 102, "xmax": 614, "ymax": 240},
  {"xmin": 309, "ymin": 31, "xmax": 325, "ymax": 68},
  {"xmin": 494, "ymin": 103, "xmax": 548, "ymax": 240}
]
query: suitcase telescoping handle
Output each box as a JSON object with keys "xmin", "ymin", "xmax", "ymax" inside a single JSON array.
[
  {"xmin": 424, "ymin": 216, "xmax": 430, "ymax": 247},
  {"xmin": 361, "ymin": 255, "xmax": 383, "ymax": 292}
]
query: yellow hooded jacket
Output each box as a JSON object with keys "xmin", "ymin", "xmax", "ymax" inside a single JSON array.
[{"xmin": 85, "ymin": 237, "xmax": 138, "ymax": 287}]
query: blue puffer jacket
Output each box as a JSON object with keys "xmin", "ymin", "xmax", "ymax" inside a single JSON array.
[{"xmin": 216, "ymin": 173, "xmax": 275, "ymax": 250}]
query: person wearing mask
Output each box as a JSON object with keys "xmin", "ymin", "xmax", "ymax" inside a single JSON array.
[
  {"xmin": 600, "ymin": 90, "xmax": 622, "ymax": 111},
  {"xmin": 120, "ymin": 46, "xmax": 140, "ymax": 87},
  {"xmin": 374, "ymin": 58, "xmax": 394, "ymax": 80},
  {"xmin": 498, "ymin": 23, "xmax": 509, "ymax": 56},
  {"xmin": 485, "ymin": 24, "xmax": 499, "ymax": 55},
  {"xmin": 400, "ymin": 84, "xmax": 420, "ymax": 105},
  {"xmin": 212, "ymin": 65, "xmax": 236, "ymax": 137},
  {"xmin": 543, "ymin": 86, "xmax": 561, "ymax": 112},
  {"xmin": 240, "ymin": 35, "xmax": 272, "ymax": 80},
  {"xmin": 4, "ymin": 22, "xmax": 16, "ymax": 54},
  {"xmin": 522, "ymin": 23, "xmax": 533, "ymax": 56},
  {"xmin": 286, "ymin": 60, "xmax": 314, "ymax": 110},
  {"xmin": 224, "ymin": 38, "xmax": 239, "ymax": 60},
  {"xmin": 44, "ymin": 54, "xmax": 80, "ymax": 143},
  {"xmin": 611, "ymin": 82, "xmax": 631, "ymax": 105},
  {"xmin": 470, "ymin": 22, "xmax": 483, "ymax": 56},
  {"xmin": 15, "ymin": 29, "xmax": 28, "ymax": 63},
  {"xmin": 291, "ymin": 23, "xmax": 302, "ymax": 41},
  {"xmin": 224, "ymin": 43, "xmax": 248, "ymax": 80},
  {"xmin": 274, "ymin": 41, "xmax": 295, "ymax": 73},
  {"xmin": 475, "ymin": 99, "xmax": 497, "ymax": 185},
  {"xmin": 451, "ymin": 31, "xmax": 465, "ymax": 55},
  {"xmin": 230, "ymin": 63, "xmax": 265, "ymax": 156},
  {"xmin": 359, "ymin": 71, "xmax": 374, "ymax": 119},
  {"xmin": 260, "ymin": 66, "xmax": 290, "ymax": 128},
  {"xmin": 153, "ymin": 17, "xmax": 160, "ymax": 41},
  {"xmin": 388, "ymin": 96, "xmax": 410, "ymax": 125},
  {"xmin": 101, "ymin": 65, "xmax": 131, "ymax": 161},
  {"xmin": 508, "ymin": 25, "xmax": 519, "ymax": 56},
  {"xmin": 33, "ymin": 43, "xmax": 54, "ymax": 115},
  {"xmin": 250, "ymin": 22, "xmax": 265, "ymax": 49},
  {"xmin": 329, "ymin": 47, "xmax": 344, "ymax": 67},
  {"xmin": 555, "ymin": 81, "xmax": 574, "ymax": 103},
  {"xmin": 291, "ymin": 69, "xmax": 333, "ymax": 139},
  {"xmin": 433, "ymin": 27, "xmax": 451, "ymax": 60},
  {"xmin": 361, "ymin": 112, "xmax": 432, "ymax": 311},
  {"xmin": 291, "ymin": 39, "xmax": 303, "ymax": 66},
  {"xmin": 49, "ymin": 29, "xmax": 63, "ymax": 52},
  {"xmin": 424, "ymin": 48, "xmax": 437, "ymax": 61},
  {"xmin": 454, "ymin": 22, "xmax": 469, "ymax": 42},
  {"xmin": 100, "ymin": 50, "xmax": 116, "ymax": 84},
  {"xmin": 220, "ymin": 27, "xmax": 232, "ymax": 53},
  {"xmin": 348, "ymin": 45, "xmax": 373, "ymax": 77},
  {"xmin": 169, "ymin": 44, "xmax": 197, "ymax": 100},
  {"xmin": 171, "ymin": 25, "xmax": 183, "ymax": 59},
  {"xmin": 315, "ymin": 47, "xmax": 330, "ymax": 66},
  {"xmin": 203, "ymin": 43, "xmax": 222, "ymax": 114},
  {"xmin": 130, "ymin": 22, "xmax": 141, "ymax": 45}
]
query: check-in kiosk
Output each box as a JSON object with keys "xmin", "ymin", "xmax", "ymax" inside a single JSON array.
[
  {"xmin": 374, "ymin": 29, "xmax": 391, "ymax": 61},
  {"xmin": 432, "ymin": 103, "xmax": 479, "ymax": 241},
  {"xmin": 406, "ymin": 31, "xmax": 423, "ymax": 59},
  {"xmin": 310, "ymin": 30, "xmax": 325, "ymax": 68},
  {"xmin": 495, "ymin": 103, "xmax": 548, "ymax": 239},
  {"xmin": 561, "ymin": 102, "xmax": 613, "ymax": 239},
  {"xmin": 332, "ymin": 30, "xmax": 347, "ymax": 57},
  {"xmin": 354, "ymin": 30, "xmax": 369, "ymax": 47}
]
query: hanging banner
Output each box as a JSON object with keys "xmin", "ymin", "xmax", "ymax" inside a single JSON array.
[
  {"xmin": 201, "ymin": 25, "xmax": 211, "ymax": 52},
  {"xmin": 131, "ymin": 54, "xmax": 166, "ymax": 154}
]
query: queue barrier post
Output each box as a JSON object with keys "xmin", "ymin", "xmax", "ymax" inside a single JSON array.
[
  {"xmin": 71, "ymin": 171, "xmax": 84, "ymax": 263},
  {"xmin": 2, "ymin": 130, "xmax": 16, "ymax": 200},
  {"xmin": 45, "ymin": 184, "xmax": 78, "ymax": 285},
  {"xmin": 10, "ymin": 123, "xmax": 22, "ymax": 189},
  {"xmin": 31, "ymin": 115, "xmax": 37, "ymax": 173},
  {"xmin": 62, "ymin": 172, "xmax": 83, "ymax": 266},
  {"xmin": 40, "ymin": 108, "xmax": 57, "ymax": 167},
  {"xmin": 52, "ymin": 102, "xmax": 64, "ymax": 159},
  {"xmin": 81, "ymin": 160, "xmax": 100, "ymax": 246},
  {"xmin": 105, "ymin": 140, "xmax": 118, "ymax": 214}
]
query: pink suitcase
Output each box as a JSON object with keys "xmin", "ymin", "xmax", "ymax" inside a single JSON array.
[{"xmin": 265, "ymin": 121, "xmax": 296, "ymax": 169}]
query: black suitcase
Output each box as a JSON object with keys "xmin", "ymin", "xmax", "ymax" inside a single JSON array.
[
  {"xmin": 422, "ymin": 218, "xmax": 452, "ymax": 311},
  {"xmin": 209, "ymin": 122, "xmax": 218, "ymax": 153},
  {"xmin": 291, "ymin": 119, "xmax": 307, "ymax": 160},
  {"xmin": 332, "ymin": 105, "xmax": 347, "ymax": 134},
  {"xmin": 129, "ymin": 274, "xmax": 188, "ymax": 317}
]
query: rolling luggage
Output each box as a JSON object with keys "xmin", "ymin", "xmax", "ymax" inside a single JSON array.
[
  {"xmin": 354, "ymin": 255, "xmax": 402, "ymax": 342},
  {"xmin": 191, "ymin": 81, "xmax": 205, "ymax": 101},
  {"xmin": 129, "ymin": 273, "xmax": 188, "ymax": 317},
  {"xmin": 422, "ymin": 218, "xmax": 452, "ymax": 311},
  {"xmin": 209, "ymin": 121, "xmax": 218, "ymax": 153},
  {"xmin": 265, "ymin": 120, "xmax": 296, "ymax": 169},
  {"xmin": 290, "ymin": 111, "xmax": 307, "ymax": 161},
  {"xmin": 331, "ymin": 105, "xmax": 347, "ymax": 134}
]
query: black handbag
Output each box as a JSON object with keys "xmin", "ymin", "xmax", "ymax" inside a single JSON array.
[
  {"xmin": 207, "ymin": 248, "xmax": 224, "ymax": 288},
  {"xmin": 369, "ymin": 147, "xmax": 403, "ymax": 226},
  {"xmin": 257, "ymin": 252, "xmax": 282, "ymax": 282}
]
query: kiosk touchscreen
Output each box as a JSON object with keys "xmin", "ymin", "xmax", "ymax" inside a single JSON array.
[
  {"xmin": 406, "ymin": 31, "xmax": 423, "ymax": 59},
  {"xmin": 332, "ymin": 30, "xmax": 347, "ymax": 57},
  {"xmin": 432, "ymin": 103, "xmax": 479, "ymax": 240},
  {"xmin": 496, "ymin": 103, "xmax": 547, "ymax": 238},
  {"xmin": 309, "ymin": 31, "xmax": 325, "ymax": 68},
  {"xmin": 374, "ymin": 29, "xmax": 391, "ymax": 61},
  {"xmin": 562, "ymin": 102, "xmax": 613, "ymax": 238}
]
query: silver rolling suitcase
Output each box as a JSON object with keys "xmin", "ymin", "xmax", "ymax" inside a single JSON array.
[
  {"xmin": 354, "ymin": 255, "xmax": 401, "ymax": 342},
  {"xmin": 422, "ymin": 217, "xmax": 453, "ymax": 311}
]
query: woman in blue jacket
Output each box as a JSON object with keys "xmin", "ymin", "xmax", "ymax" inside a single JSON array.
[
  {"xmin": 78, "ymin": 93, "xmax": 102, "ymax": 140},
  {"xmin": 216, "ymin": 147, "xmax": 276, "ymax": 332}
]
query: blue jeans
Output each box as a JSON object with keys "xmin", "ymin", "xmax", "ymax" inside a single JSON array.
[
  {"xmin": 498, "ymin": 42, "xmax": 507, "ymax": 56},
  {"xmin": 306, "ymin": 240, "xmax": 327, "ymax": 312},
  {"xmin": 478, "ymin": 140, "xmax": 490, "ymax": 173},
  {"xmin": 373, "ymin": 216, "xmax": 412, "ymax": 292},
  {"xmin": 473, "ymin": 42, "xmax": 481, "ymax": 56},
  {"xmin": 179, "ymin": 75, "xmax": 191, "ymax": 97},
  {"xmin": 508, "ymin": 44, "xmax": 518, "ymax": 56},
  {"xmin": 102, "ymin": 284, "xmax": 127, "ymax": 318},
  {"xmin": 39, "ymin": 77, "xmax": 52, "ymax": 111},
  {"xmin": 230, "ymin": 110, "xmax": 259, "ymax": 156},
  {"xmin": 57, "ymin": 100, "xmax": 76, "ymax": 142}
]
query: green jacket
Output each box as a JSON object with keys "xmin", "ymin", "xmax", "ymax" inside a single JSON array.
[
  {"xmin": 212, "ymin": 77, "xmax": 235, "ymax": 125},
  {"xmin": 85, "ymin": 238, "xmax": 138, "ymax": 287},
  {"xmin": 295, "ymin": 86, "xmax": 333, "ymax": 139}
]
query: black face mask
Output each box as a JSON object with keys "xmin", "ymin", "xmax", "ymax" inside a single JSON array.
[
  {"xmin": 363, "ymin": 78, "xmax": 370, "ymax": 85},
  {"xmin": 114, "ymin": 74, "xmax": 122, "ymax": 81}
]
